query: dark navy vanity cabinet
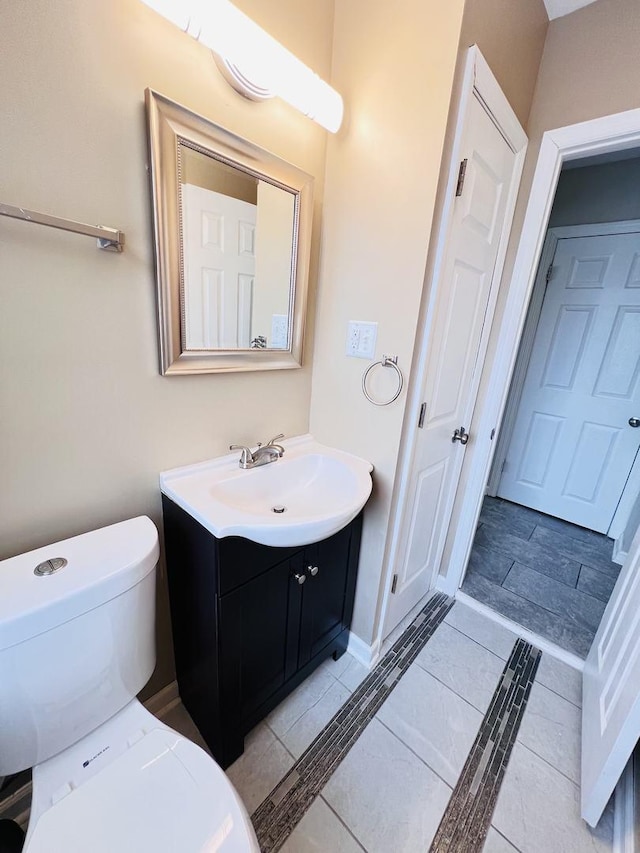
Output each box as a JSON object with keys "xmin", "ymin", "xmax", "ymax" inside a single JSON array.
[{"xmin": 162, "ymin": 496, "xmax": 363, "ymax": 768}]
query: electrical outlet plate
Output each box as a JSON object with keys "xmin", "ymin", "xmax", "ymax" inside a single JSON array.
[{"xmin": 346, "ymin": 321, "xmax": 378, "ymax": 359}]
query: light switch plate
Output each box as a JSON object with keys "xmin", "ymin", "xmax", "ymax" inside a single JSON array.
[{"xmin": 346, "ymin": 321, "xmax": 378, "ymax": 359}]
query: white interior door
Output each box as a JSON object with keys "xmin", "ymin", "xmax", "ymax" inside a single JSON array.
[
  {"xmin": 181, "ymin": 183, "xmax": 256, "ymax": 349},
  {"xmin": 383, "ymin": 88, "xmax": 523, "ymax": 634},
  {"xmin": 498, "ymin": 231, "xmax": 640, "ymax": 532},
  {"xmin": 582, "ymin": 522, "xmax": 640, "ymax": 825}
]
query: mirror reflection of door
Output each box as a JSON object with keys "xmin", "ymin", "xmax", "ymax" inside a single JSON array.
[
  {"xmin": 181, "ymin": 183, "xmax": 255, "ymax": 349},
  {"xmin": 179, "ymin": 144, "xmax": 295, "ymax": 351}
]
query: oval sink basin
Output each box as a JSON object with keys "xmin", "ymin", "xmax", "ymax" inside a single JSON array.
[{"xmin": 160, "ymin": 435, "xmax": 373, "ymax": 547}]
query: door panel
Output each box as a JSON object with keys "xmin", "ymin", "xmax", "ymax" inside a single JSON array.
[
  {"xmin": 219, "ymin": 554, "xmax": 301, "ymax": 724},
  {"xmin": 181, "ymin": 183, "xmax": 256, "ymax": 349},
  {"xmin": 384, "ymin": 91, "xmax": 520, "ymax": 633},
  {"xmin": 499, "ymin": 232, "xmax": 640, "ymax": 532},
  {"xmin": 594, "ymin": 307, "xmax": 640, "ymax": 397},
  {"xmin": 298, "ymin": 526, "xmax": 352, "ymax": 665},
  {"xmin": 582, "ymin": 526, "xmax": 640, "ymax": 825}
]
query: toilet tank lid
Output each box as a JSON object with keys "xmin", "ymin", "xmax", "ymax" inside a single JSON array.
[{"xmin": 0, "ymin": 516, "xmax": 159, "ymax": 652}]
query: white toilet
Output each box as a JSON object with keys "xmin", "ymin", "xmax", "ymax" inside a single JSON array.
[{"xmin": 0, "ymin": 516, "xmax": 259, "ymax": 852}]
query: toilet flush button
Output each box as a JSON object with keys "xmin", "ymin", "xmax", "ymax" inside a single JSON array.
[{"xmin": 34, "ymin": 557, "xmax": 68, "ymax": 576}]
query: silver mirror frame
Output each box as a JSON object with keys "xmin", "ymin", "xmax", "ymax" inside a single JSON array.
[{"xmin": 145, "ymin": 89, "xmax": 314, "ymax": 375}]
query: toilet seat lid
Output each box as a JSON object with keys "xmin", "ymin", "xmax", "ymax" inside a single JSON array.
[{"xmin": 26, "ymin": 729, "xmax": 259, "ymax": 853}]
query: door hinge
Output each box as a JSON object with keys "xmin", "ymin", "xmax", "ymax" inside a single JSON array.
[
  {"xmin": 391, "ymin": 574, "xmax": 398, "ymax": 594},
  {"xmin": 501, "ymin": 458, "xmax": 507, "ymax": 473},
  {"xmin": 418, "ymin": 402, "xmax": 427, "ymax": 429},
  {"xmin": 546, "ymin": 263, "xmax": 554, "ymax": 284},
  {"xmin": 490, "ymin": 428, "xmax": 496, "ymax": 440},
  {"xmin": 455, "ymin": 158, "xmax": 468, "ymax": 197}
]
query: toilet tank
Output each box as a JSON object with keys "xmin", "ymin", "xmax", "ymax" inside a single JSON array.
[{"xmin": 0, "ymin": 516, "xmax": 159, "ymax": 775}]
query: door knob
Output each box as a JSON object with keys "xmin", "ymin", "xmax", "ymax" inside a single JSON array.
[
  {"xmin": 452, "ymin": 426, "xmax": 470, "ymax": 445},
  {"xmin": 307, "ymin": 565, "xmax": 319, "ymax": 577},
  {"xmin": 629, "ymin": 417, "xmax": 640, "ymax": 428},
  {"xmin": 294, "ymin": 573, "xmax": 306, "ymax": 585}
]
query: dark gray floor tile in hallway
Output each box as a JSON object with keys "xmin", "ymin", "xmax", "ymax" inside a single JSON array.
[
  {"xmin": 479, "ymin": 500, "xmax": 537, "ymax": 540},
  {"xmin": 474, "ymin": 525, "xmax": 580, "ymax": 587},
  {"xmin": 467, "ymin": 543, "xmax": 513, "ymax": 585},
  {"xmin": 529, "ymin": 525, "xmax": 620, "ymax": 578},
  {"xmin": 462, "ymin": 497, "xmax": 619, "ymax": 658},
  {"xmin": 577, "ymin": 564, "xmax": 617, "ymax": 603},
  {"xmin": 502, "ymin": 562, "xmax": 606, "ymax": 633},
  {"xmin": 462, "ymin": 571, "xmax": 595, "ymax": 658}
]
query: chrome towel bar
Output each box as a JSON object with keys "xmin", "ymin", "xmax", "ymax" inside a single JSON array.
[{"xmin": 0, "ymin": 202, "xmax": 125, "ymax": 252}]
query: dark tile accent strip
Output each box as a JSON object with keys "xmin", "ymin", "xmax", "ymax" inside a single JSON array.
[
  {"xmin": 251, "ymin": 591, "xmax": 454, "ymax": 852},
  {"xmin": 429, "ymin": 638, "xmax": 541, "ymax": 853}
]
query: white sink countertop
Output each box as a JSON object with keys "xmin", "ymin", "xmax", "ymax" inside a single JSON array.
[{"xmin": 159, "ymin": 434, "xmax": 373, "ymax": 547}]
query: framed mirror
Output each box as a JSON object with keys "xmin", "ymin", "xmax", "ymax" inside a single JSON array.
[{"xmin": 145, "ymin": 89, "xmax": 314, "ymax": 374}]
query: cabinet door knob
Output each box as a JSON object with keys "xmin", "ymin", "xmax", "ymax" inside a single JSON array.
[
  {"xmin": 294, "ymin": 572, "xmax": 306, "ymax": 585},
  {"xmin": 307, "ymin": 565, "xmax": 319, "ymax": 576}
]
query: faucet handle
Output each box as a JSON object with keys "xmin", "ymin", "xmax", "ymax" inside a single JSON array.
[
  {"xmin": 229, "ymin": 444, "xmax": 253, "ymax": 466},
  {"xmin": 265, "ymin": 434, "xmax": 285, "ymax": 456}
]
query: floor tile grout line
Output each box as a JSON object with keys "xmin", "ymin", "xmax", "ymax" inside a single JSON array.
[
  {"xmin": 534, "ymin": 681, "xmax": 581, "ymax": 710},
  {"xmin": 433, "ymin": 620, "xmax": 510, "ymax": 662},
  {"xmin": 412, "ymin": 658, "xmax": 499, "ymax": 716},
  {"xmin": 374, "ymin": 715, "xmax": 456, "ymax": 792},
  {"xmin": 441, "ymin": 621, "xmax": 512, "ymax": 662},
  {"xmin": 318, "ymin": 794, "xmax": 368, "ymax": 852},
  {"xmin": 270, "ymin": 674, "xmax": 340, "ymax": 739},
  {"xmin": 250, "ymin": 592, "xmax": 454, "ymax": 852},
  {"xmin": 491, "ymin": 824, "xmax": 523, "ymax": 853},
  {"xmin": 515, "ymin": 737, "xmax": 581, "ymax": 788}
]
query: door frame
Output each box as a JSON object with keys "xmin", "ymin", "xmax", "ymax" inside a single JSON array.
[
  {"xmin": 438, "ymin": 107, "xmax": 640, "ymax": 597},
  {"xmin": 378, "ymin": 44, "xmax": 528, "ymax": 640},
  {"xmin": 487, "ymin": 219, "xmax": 640, "ymax": 542}
]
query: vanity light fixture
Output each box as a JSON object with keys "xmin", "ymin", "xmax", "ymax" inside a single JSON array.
[{"xmin": 141, "ymin": 0, "xmax": 344, "ymax": 132}]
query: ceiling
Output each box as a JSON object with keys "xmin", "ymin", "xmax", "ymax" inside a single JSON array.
[{"xmin": 543, "ymin": 0, "xmax": 599, "ymax": 19}]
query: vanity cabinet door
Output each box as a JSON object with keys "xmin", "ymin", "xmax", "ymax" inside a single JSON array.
[
  {"xmin": 298, "ymin": 519, "xmax": 360, "ymax": 665},
  {"xmin": 218, "ymin": 552, "xmax": 303, "ymax": 727}
]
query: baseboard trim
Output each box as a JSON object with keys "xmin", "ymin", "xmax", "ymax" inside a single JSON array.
[
  {"xmin": 614, "ymin": 756, "xmax": 635, "ymax": 853},
  {"xmin": 456, "ymin": 591, "xmax": 585, "ymax": 672},
  {"xmin": 347, "ymin": 631, "xmax": 380, "ymax": 670},
  {"xmin": 613, "ymin": 538, "xmax": 628, "ymax": 568},
  {"xmin": 144, "ymin": 680, "xmax": 180, "ymax": 718}
]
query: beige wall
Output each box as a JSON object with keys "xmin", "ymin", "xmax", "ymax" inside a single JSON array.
[
  {"xmin": 309, "ymin": 0, "xmax": 466, "ymax": 644},
  {"xmin": 459, "ymin": 0, "xmax": 548, "ymax": 129},
  {"xmin": 505, "ymin": 0, "xmax": 640, "ymax": 263},
  {"xmin": 0, "ymin": 0, "xmax": 334, "ymax": 696}
]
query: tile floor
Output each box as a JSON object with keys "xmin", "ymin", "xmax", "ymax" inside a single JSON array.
[
  {"xmin": 0, "ymin": 600, "xmax": 615, "ymax": 852},
  {"xmin": 177, "ymin": 600, "xmax": 612, "ymax": 852},
  {"xmin": 461, "ymin": 496, "xmax": 621, "ymax": 658}
]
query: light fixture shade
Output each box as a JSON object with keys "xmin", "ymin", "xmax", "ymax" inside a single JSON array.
[{"xmin": 141, "ymin": 0, "xmax": 344, "ymax": 132}]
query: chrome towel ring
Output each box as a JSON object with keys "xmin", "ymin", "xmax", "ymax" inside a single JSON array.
[{"xmin": 362, "ymin": 355, "xmax": 404, "ymax": 406}]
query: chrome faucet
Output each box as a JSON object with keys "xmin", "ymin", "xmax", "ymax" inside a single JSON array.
[{"xmin": 230, "ymin": 434, "xmax": 285, "ymax": 469}]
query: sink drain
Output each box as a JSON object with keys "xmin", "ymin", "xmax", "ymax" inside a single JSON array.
[{"xmin": 271, "ymin": 505, "xmax": 287, "ymax": 514}]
